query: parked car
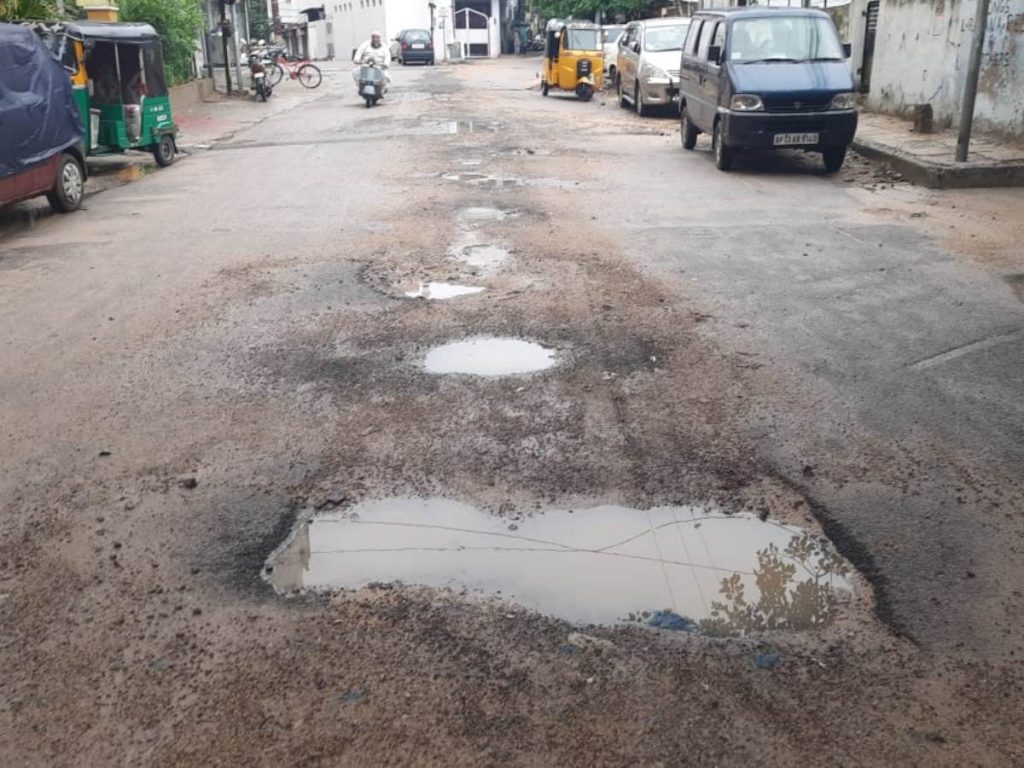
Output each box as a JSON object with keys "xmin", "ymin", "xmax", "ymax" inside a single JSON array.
[
  {"xmin": 0, "ymin": 23, "xmax": 87, "ymax": 214},
  {"xmin": 677, "ymin": 7, "xmax": 857, "ymax": 172},
  {"xmin": 616, "ymin": 17, "xmax": 691, "ymax": 116},
  {"xmin": 391, "ymin": 29, "xmax": 435, "ymax": 65},
  {"xmin": 601, "ymin": 24, "xmax": 625, "ymax": 81}
]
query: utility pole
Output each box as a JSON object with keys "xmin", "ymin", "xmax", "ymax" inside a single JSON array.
[
  {"xmin": 956, "ymin": 0, "xmax": 991, "ymax": 162},
  {"xmin": 220, "ymin": 0, "xmax": 233, "ymax": 95}
]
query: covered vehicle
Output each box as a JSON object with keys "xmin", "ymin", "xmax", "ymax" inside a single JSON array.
[
  {"xmin": 0, "ymin": 22, "xmax": 87, "ymax": 213},
  {"xmin": 53, "ymin": 21, "xmax": 179, "ymax": 167},
  {"xmin": 540, "ymin": 19, "xmax": 603, "ymax": 101}
]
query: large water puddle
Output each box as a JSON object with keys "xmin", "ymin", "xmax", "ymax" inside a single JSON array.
[
  {"xmin": 405, "ymin": 282, "xmax": 485, "ymax": 300},
  {"xmin": 424, "ymin": 337, "xmax": 556, "ymax": 375},
  {"xmin": 458, "ymin": 206, "xmax": 517, "ymax": 223},
  {"xmin": 454, "ymin": 243, "xmax": 511, "ymax": 270},
  {"xmin": 264, "ymin": 498, "xmax": 856, "ymax": 635}
]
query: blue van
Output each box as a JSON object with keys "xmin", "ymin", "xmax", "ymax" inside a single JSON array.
[{"xmin": 677, "ymin": 8, "xmax": 857, "ymax": 172}]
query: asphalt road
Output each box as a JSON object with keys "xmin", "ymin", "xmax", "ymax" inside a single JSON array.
[{"xmin": 2, "ymin": 58, "xmax": 1023, "ymax": 765}]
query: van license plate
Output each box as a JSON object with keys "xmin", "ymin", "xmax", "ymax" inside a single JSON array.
[
  {"xmin": 774, "ymin": 132, "xmax": 819, "ymax": 146},
  {"xmin": 412, "ymin": 43, "xmax": 425, "ymax": 49}
]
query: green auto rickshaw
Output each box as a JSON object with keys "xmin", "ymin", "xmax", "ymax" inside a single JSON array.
[{"xmin": 53, "ymin": 21, "xmax": 179, "ymax": 167}]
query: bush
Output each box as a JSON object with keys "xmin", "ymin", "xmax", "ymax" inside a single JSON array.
[{"xmin": 120, "ymin": 0, "xmax": 203, "ymax": 85}]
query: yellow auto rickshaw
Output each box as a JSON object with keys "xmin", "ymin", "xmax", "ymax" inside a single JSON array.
[{"xmin": 540, "ymin": 19, "xmax": 603, "ymax": 101}]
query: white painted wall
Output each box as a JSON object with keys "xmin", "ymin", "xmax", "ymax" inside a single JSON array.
[{"xmin": 855, "ymin": 0, "xmax": 1024, "ymax": 139}]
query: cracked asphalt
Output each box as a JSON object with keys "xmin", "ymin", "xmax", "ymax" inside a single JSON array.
[{"xmin": 1, "ymin": 57, "xmax": 1023, "ymax": 766}]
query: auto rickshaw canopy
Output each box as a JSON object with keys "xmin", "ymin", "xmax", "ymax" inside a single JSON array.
[
  {"xmin": 62, "ymin": 21, "xmax": 161, "ymax": 44},
  {"xmin": 544, "ymin": 19, "xmax": 601, "ymax": 57}
]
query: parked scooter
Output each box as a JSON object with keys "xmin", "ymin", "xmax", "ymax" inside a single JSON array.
[
  {"xmin": 248, "ymin": 53, "xmax": 273, "ymax": 101},
  {"xmin": 358, "ymin": 61, "xmax": 385, "ymax": 108}
]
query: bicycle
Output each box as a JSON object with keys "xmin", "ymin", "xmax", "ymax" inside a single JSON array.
[{"xmin": 265, "ymin": 53, "xmax": 322, "ymax": 89}]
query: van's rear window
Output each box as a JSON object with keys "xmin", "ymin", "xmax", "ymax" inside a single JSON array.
[{"xmin": 730, "ymin": 16, "xmax": 843, "ymax": 62}]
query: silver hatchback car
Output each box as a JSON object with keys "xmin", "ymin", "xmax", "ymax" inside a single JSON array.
[{"xmin": 616, "ymin": 17, "xmax": 692, "ymax": 116}]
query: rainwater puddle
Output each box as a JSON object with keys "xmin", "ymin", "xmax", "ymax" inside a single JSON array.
[
  {"xmin": 458, "ymin": 206, "xmax": 516, "ymax": 222},
  {"xmin": 432, "ymin": 119, "xmax": 501, "ymax": 134},
  {"xmin": 442, "ymin": 172, "xmax": 489, "ymax": 182},
  {"xmin": 423, "ymin": 336, "xmax": 556, "ymax": 376},
  {"xmin": 454, "ymin": 243, "xmax": 511, "ymax": 270},
  {"xmin": 263, "ymin": 498, "xmax": 856, "ymax": 634},
  {"xmin": 405, "ymin": 282, "xmax": 485, "ymax": 300}
]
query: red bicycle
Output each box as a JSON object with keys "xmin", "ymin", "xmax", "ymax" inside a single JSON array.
[{"xmin": 266, "ymin": 53, "xmax": 322, "ymax": 89}]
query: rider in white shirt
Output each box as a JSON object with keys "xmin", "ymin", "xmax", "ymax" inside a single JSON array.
[{"xmin": 352, "ymin": 31, "xmax": 392, "ymax": 90}]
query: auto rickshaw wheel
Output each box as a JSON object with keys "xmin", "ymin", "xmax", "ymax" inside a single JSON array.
[
  {"xmin": 153, "ymin": 135, "xmax": 176, "ymax": 168},
  {"xmin": 575, "ymin": 83, "xmax": 593, "ymax": 101},
  {"xmin": 46, "ymin": 153, "xmax": 84, "ymax": 213},
  {"xmin": 541, "ymin": 80, "xmax": 549, "ymax": 96}
]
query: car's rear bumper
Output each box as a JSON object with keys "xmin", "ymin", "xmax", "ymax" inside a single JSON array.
[
  {"xmin": 400, "ymin": 50, "xmax": 434, "ymax": 62},
  {"xmin": 720, "ymin": 109, "xmax": 858, "ymax": 149}
]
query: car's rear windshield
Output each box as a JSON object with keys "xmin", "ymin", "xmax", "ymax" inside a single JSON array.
[
  {"xmin": 404, "ymin": 30, "xmax": 430, "ymax": 42},
  {"xmin": 644, "ymin": 24, "xmax": 689, "ymax": 52},
  {"xmin": 566, "ymin": 28, "xmax": 599, "ymax": 50},
  {"xmin": 602, "ymin": 26, "xmax": 624, "ymax": 43},
  {"xmin": 729, "ymin": 16, "xmax": 843, "ymax": 62}
]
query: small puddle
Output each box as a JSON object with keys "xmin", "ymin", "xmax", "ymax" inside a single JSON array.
[
  {"xmin": 264, "ymin": 499, "xmax": 857, "ymax": 634},
  {"xmin": 442, "ymin": 172, "xmax": 489, "ymax": 182},
  {"xmin": 454, "ymin": 243, "xmax": 510, "ymax": 270},
  {"xmin": 423, "ymin": 336, "xmax": 556, "ymax": 375},
  {"xmin": 405, "ymin": 282, "xmax": 485, "ymax": 300},
  {"xmin": 458, "ymin": 206, "xmax": 516, "ymax": 222},
  {"xmin": 434, "ymin": 119, "xmax": 501, "ymax": 134}
]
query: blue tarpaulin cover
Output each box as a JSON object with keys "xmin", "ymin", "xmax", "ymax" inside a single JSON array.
[{"xmin": 0, "ymin": 22, "xmax": 83, "ymax": 179}]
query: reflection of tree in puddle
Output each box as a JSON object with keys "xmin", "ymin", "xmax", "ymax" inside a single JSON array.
[{"xmin": 699, "ymin": 532, "xmax": 851, "ymax": 637}]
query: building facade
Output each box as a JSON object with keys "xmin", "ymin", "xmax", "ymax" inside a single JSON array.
[{"xmin": 848, "ymin": 0, "xmax": 1024, "ymax": 139}]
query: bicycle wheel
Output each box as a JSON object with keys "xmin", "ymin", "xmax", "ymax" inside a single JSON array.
[
  {"xmin": 266, "ymin": 62, "xmax": 284, "ymax": 87},
  {"xmin": 297, "ymin": 64, "xmax": 322, "ymax": 89}
]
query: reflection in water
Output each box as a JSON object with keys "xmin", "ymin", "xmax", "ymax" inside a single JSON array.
[
  {"xmin": 264, "ymin": 499, "xmax": 857, "ymax": 635},
  {"xmin": 699, "ymin": 532, "xmax": 851, "ymax": 636}
]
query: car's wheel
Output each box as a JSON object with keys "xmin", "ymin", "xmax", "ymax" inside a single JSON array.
[
  {"xmin": 713, "ymin": 121, "xmax": 733, "ymax": 171},
  {"xmin": 635, "ymin": 82, "xmax": 647, "ymax": 117},
  {"xmin": 153, "ymin": 134, "xmax": 175, "ymax": 167},
  {"xmin": 46, "ymin": 153, "xmax": 84, "ymax": 213},
  {"xmin": 823, "ymin": 146, "xmax": 847, "ymax": 173},
  {"xmin": 680, "ymin": 107, "xmax": 698, "ymax": 150},
  {"xmin": 617, "ymin": 75, "xmax": 628, "ymax": 108}
]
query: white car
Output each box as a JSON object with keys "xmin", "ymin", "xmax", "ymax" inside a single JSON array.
[{"xmin": 601, "ymin": 25, "xmax": 626, "ymax": 80}]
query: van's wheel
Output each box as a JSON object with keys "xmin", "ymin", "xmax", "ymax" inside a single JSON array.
[
  {"xmin": 153, "ymin": 134, "xmax": 176, "ymax": 167},
  {"xmin": 680, "ymin": 107, "xmax": 698, "ymax": 150},
  {"xmin": 46, "ymin": 153, "xmax": 84, "ymax": 213},
  {"xmin": 634, "ymin": 82, "xmax": 648, "ymax": 117},
  {"xmin": 823, "ymin": 146, "xmax": 847, "ymax": 173},
  {"xmin": 713, "ymin": 121, "xmax": 733, "ymax": 171},
  {"xmin": 617, "ymin": 76, "xmax": 628, "ymax": 108}
]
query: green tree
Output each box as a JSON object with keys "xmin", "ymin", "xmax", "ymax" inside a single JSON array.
[
  {"xmin": 248, "ymin": 0, "xmax": 269, "ymax": 43},
  {"xmin": 530, "ymin": 0, "xmax": 660, "ymax": 23},
  {"xmin": 0, "ymin": 0, "xmax": 57, "ymax": 21},
  {"xmin": 120, "ymin": 0, "xmax": 203, "ymax": 85}
]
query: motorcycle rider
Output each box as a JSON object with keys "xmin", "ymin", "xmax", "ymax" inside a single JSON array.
[{"xmin": 352, "ymin": 31, "xmax": 391, "ymax": 92}]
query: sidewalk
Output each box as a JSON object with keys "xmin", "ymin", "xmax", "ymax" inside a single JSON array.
[{"xmin": 852, "ymin": 112, "xmax": 1024, "ymax": 189}]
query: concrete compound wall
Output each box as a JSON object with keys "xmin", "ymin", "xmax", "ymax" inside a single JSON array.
[{"xmin": 852, "ymin": 0, "xmax": 1024, "ymax": 139}]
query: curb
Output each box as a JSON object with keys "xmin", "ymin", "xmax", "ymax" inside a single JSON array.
[{"xmin": 852, "ymin": 136, "xmax": 1024, "ymax": 189}]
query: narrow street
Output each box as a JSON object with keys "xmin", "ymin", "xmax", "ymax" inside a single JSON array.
[{"xmin": 2, "ymin": 57, "xmax": 1023, "ymax": 765}]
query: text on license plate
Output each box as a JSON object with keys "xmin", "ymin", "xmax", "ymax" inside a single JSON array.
[
  {"xmin": 774, "ymin": 132, "xmax": 819, "ymax": 146},
  {"xmin": 412, "ymin": 43, "xmax": 425, "ymax": 49}
]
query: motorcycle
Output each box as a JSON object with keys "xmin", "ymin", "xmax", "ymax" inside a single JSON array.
[
  {"xmin": 358, "ymin": 61, "xmax": 386, "ymax": 108},
  {"xmin": 248, "ymin": 54, "xmax": 272, "ymax": 101}
]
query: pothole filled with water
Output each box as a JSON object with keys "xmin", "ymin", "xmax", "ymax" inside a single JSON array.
[
  {"xmin": 454, "ymin": 243, "xmax": 511, "ymax": 270},
  {"xmin": 405, "ymin": 282, "xmax": 485, "ymax": 300},
  {"xmin": 458, "ymin": 206, "xmax": 517, "ymax": 222},
  {"xmin": 263, "ymin": 498, "xmax": 858, "ymax": 634},
  {"xmin": 423, "ymin": 337, "xmax": 556, "ymax": 375}
]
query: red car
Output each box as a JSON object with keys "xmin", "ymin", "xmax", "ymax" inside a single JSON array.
[
  {"xmin": 0, "ymin": 145, "xmax": 87, "ymax": 213},
  {"xmin": 0, "ymin": 23, "xmax": 88, "ymax": 214}
]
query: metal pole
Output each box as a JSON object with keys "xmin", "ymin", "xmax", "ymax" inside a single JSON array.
[
  {"xmin": 956, "ymin": 0, "xmax": 991, "ymax": 162},
  {"xmin": 220, "ymin": 1, "xmax": 233, "ymax": 95}
]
